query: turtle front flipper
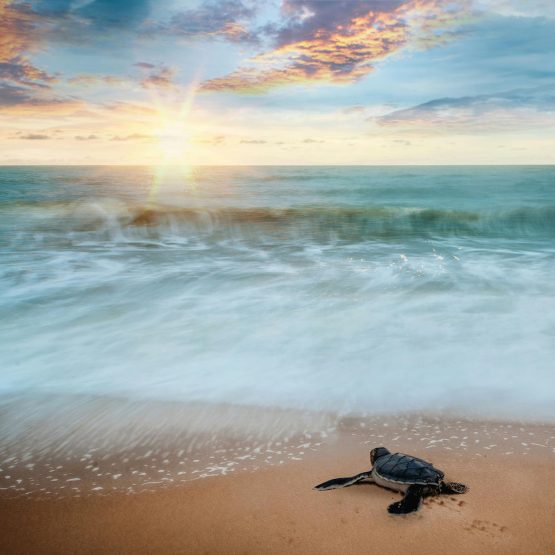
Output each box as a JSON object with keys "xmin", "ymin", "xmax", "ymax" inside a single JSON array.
[
  {"xmin": 387, "ymin": 485, "xmax": 424, "ymax": 514},
  {"xmin": 440, "ymin": 481, "xmax": 468, "ymax": 494},
  {"xmin": 314, "ymin": 471, "xmax": 372, "ymax": 491}
]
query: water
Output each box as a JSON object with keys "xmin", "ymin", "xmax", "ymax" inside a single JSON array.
[{"xmin": 1, "ymin": 166, "xmax": 554, "ymax": 421}]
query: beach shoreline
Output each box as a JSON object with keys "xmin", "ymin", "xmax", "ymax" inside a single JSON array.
[{"xmin": 1, "ymin": 398, "xmax": 554, "ymax": 553}]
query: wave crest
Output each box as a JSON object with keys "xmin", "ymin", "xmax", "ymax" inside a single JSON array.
[{"xmin": 3, "ymin": 200, "xmax": 555, "ymax": 242}]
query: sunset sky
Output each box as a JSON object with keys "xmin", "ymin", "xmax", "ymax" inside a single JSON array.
[{"xmin": 1, "ymin": 0, "xmax": 554, "ymax": 165}]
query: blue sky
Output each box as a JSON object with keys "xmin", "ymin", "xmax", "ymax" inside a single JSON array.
[{"xmin": 1, "ymin": 0, "xmax": 554, "ymax": 164}]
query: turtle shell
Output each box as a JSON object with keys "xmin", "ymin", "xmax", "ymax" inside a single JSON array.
[{"xmin": 374, "ymin": 452, "xmax": 444, "ymax": 485}]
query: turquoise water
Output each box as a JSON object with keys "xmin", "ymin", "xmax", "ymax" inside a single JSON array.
[{"xmin": 1, "ymin": 166, "xmax": 554, "ymax": 420}]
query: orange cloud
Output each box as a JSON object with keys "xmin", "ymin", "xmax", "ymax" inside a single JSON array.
[
  {"xmin": 0, "ymin": 0, "xmax": 79, "ymax": 116},
  {"xmin": 200, "ymin": 0, "xmax": 471, "ymax": 93},
  {"xmin": 0, "ymin": 1, "xmax": 57, "ymax": 99},
  {"xmin": 0, "ymin": 95, "xmax": 84, "ymax": 116},
  {"xmin": 0, "ymin": 1, "xmax": 42, "ymax": 60}
]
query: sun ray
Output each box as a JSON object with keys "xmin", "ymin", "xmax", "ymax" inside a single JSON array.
[{"xmin": 145, "ymin": 77, "xmax": 201, "ymax": 202}]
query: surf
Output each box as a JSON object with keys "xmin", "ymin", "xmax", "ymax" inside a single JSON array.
[{"xmin": 1, "ymin": 166, "xmax": 554, "ymax": 422}]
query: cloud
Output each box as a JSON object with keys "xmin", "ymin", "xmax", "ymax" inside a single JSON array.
[
  {"xmin": 149, "ymin": 0, "xmax": 258, "ymax": 43},
  {"xmin": 477, "ymin": 0, "xmax": 555, "ymax": 19},
  {"xmin": 240, "ymin": 138, "xmax": 267, "ymax": 144},
  {"xmin": 342, "ymin": 105, "xmax": 367, "ymax": 114},
  {"xmin": 23, "ymin": 0, "xmax": 153, "ymax": 37},
  {"xmin": 0, "ymin": 0, "xmax": 153, "ymax": 62},
  {"xmin": 133, "ymin": 62, "xmax": 177, "ymax": 90},
  {"xmin": 0, "ymin": 1, "xmax": 58, "ymax": 92},
  {"xmin": 0, "ymin": 83, "xmax": 36, "ymax": 108},
  {"xmin": 103, "ymin": 101, "xmax": 158, "ymax": 117},
  {"xmin": 0, "ymin": 2, "xmax": 45, "ymax": 61},
  {"xmin": 71, "ymin": 0, "xmax": 152, "ymax": 31},
  {"xmin": 0, "ymin": 58, "xmax": 55, "ymax": 87},
  {"xmin": 144, "ymin": 71, "xmax": 173, "ymax": 89},
  {"xmin": 302, "ymin": 138, "xmax": 324, "ymax": 143},
  {"xmin": 272, "ymin": 0, "xmax": 404, "ymax": 45},
  {"xmin": 200, "ymin": 0, "xmax": 472, "ymax": 93},
  {"xmin": 198, "ymin": 135, "xmax": 227, "ymax": 145},
  {"xmin": 377, "ymin": 86, "xmax": 555, "ymax": 131},
  {"xmin": 16, "ymin": 133, "xmax": 51, "ymax": 140},
  {"xmin": 74, "ymin": 134, "xmax": 99, "ymax": 141},
  {"xmin": 110, "ymin": 133, "xmax": 154, "ymax": 141},
  {"xmin": 134, "ymin": 62, "xmax": 156, "ymax": 70},
  {"xmin": 4, "ymin": 0, "xmax": 259, "ymax": 51},
  {"xmin": 67, "ymin": 74, "xmax": 128, "ymax": 86},
  {"xmin": 0, "ymin": 82, "xmax": 82, "ymax": 114}
]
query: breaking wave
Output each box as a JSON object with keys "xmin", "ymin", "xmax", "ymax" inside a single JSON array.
[{"xmin": 2, "ymin": 200, "xmax": 555, "ymax": 244}]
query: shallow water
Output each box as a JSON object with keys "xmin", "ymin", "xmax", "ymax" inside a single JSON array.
[
  {"xmin": 0, "ymin": 396, "xmax": 553, "ymax": 498},
  {"xmin": 1, "ymin": 166, "xmax": 554, "ymax": 421}
]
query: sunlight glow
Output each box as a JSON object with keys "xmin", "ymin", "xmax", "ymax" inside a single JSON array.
[{"xmin": 148, "ymin": 83, "xmax": 199, "ymax": 199}]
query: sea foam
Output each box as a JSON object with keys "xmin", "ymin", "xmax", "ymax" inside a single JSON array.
[{"xmin": 1, "ymin": 166, "xmax": 554, "ymax": 422}]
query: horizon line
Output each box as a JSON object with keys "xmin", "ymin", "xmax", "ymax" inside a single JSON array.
[{"xmin": 1, "ymin": 163, "xmax": 554, "ymax": 168}]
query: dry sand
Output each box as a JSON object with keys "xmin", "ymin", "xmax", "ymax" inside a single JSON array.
[{"xmin": 1, "ymin": 404, "xmax": 554, "ymax": 554}]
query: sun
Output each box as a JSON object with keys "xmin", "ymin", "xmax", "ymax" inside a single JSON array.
[
  {"xmin": 154, "ymin": 118, "xmax": 193, "ymax": 165},
  {"xmin": 150, "ymin": 117, "xmax": 197, "ymax": 199},
  {"xmin": 143, "ymin": 78, "xmax": 198, "ymax": 164},
  {"xmin": 146, "ymin": 85, "xmax": 200, "ymax": 199}
]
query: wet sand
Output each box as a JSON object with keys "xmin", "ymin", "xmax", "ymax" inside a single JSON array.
[{"xmin": 0, "ymin": 398, "xmax": 554, "ymax": 553}]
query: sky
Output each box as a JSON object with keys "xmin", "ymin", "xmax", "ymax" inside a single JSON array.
[{"xmin": 0, "ymin": 0, "xmax": 554, "ymax": 165}]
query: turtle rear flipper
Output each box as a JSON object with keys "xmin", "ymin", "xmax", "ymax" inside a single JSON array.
[
  {"xmin": 440, "ymin": 481, "xmax": 468, "ymax": 495},
  {"xmin": 314, "ymin": 471, "xmax": 372, "ymax": 491},
  {"xmin": 387, "ymin": 484, "xmax": 424, "ymax": 515}
]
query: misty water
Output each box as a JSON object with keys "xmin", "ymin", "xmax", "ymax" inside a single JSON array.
[{"xmin": 1, "ymin": 165, "xmax": 554, "ymax": 421}]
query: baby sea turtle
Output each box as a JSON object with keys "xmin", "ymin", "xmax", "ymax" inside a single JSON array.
[{"xmin": 314, "ymin": 447, "xmax": 468, "ymax": 514}]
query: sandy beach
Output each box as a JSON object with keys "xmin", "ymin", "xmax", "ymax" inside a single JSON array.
[{"xmin": 1, "ymin": 398, "xmax": 554, "ymax": 554}]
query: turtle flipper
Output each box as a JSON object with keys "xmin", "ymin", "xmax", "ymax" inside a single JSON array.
[
  {"xmin": 387, "ymin": 485, "xmax": 424, "ymax": 515},
  {"xmin": 314, "ymin": 471, "xmax": 372, "ymax": 491},
  {"xmin": 440, "ymin": 481, "xmax": 468, "ymax": 494}
]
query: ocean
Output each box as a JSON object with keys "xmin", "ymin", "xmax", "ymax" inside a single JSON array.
[{"xmin": 1, "ymin": 165, "xmax": 554, "ymax": 422}]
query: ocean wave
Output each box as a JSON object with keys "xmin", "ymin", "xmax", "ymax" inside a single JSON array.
[
  {"xmin": 2, "ymin": 199, "xmax": 555, "ymax": 242},
  {"xmin": 2, "ymin": 167, "xmax": 555, "ymax": 423}
]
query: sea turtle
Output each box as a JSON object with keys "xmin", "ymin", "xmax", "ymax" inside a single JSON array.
[{"xmin": 314, "ymin": 447, "xmax": 468, "ymax": 514}]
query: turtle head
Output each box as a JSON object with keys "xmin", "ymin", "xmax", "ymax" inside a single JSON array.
[{"xmin": 370, "ymin": 447, "xmax": 390, "ymax": 464}]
